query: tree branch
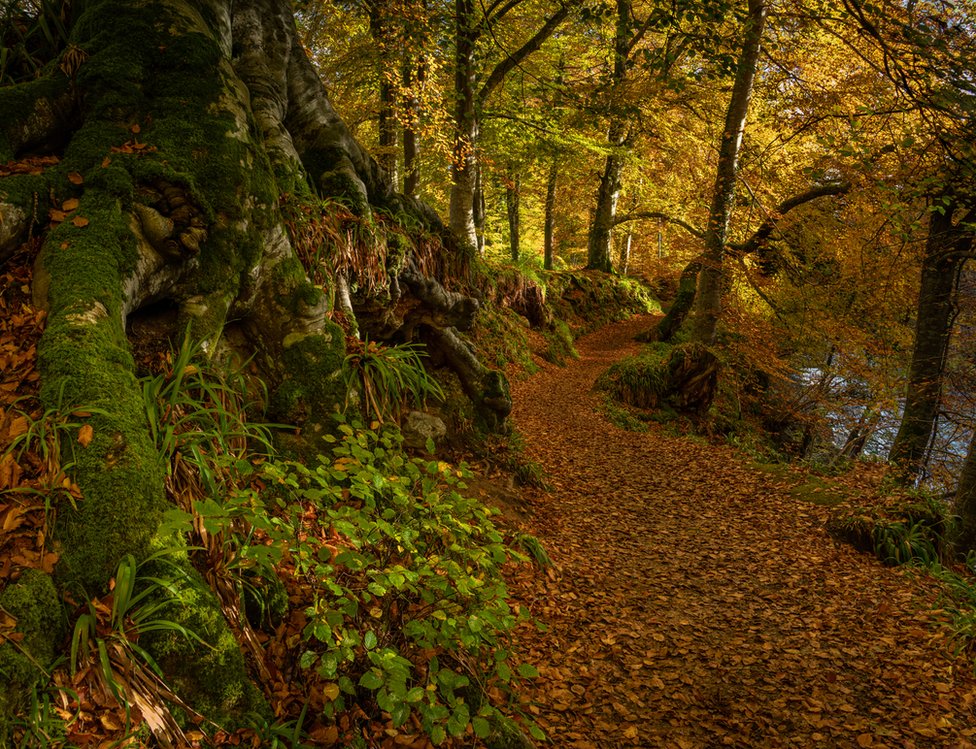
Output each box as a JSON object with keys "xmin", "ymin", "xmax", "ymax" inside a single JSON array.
[
  {"xmin": 729, "ymin": 181, "xmax": 851, "ymax": 256},
  {"xmin": 612, "ymin": 211, "xmax": 705, "ymax": 238},
  {"xmin": 476, "ymin": 3, "xmax": 571, "ymax": 108}
]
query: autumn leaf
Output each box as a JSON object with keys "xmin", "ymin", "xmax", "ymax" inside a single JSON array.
[
  {"xmin": 71, "ymin": 216, "xmax": 90, "ymax": 228},
  {"xmin": 67, "ymin": 171, "xmax": 84, "ymax": 185},
  {"xmin": 62, "ymin": 198, "xmax": 80, "ymax": 212},
  {"xmin": 78, "ymin": 424, "xmax": 94, "ymax": 447}
]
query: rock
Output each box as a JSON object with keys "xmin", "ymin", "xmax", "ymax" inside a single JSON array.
[{"xmin": 402, "ymin": 410, "xmax": 447, "ymax": 450}]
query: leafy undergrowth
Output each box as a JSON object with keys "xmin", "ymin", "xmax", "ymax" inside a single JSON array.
[
  {"xmin": 469, "ymin": 264, "xmax": 660, "ymax": 382},
  {"xmin": 0, "ymin": 240, "xmax": 543, "ymax": 746},
  {"xmin": 506, "ymin": 314, "xmax": 976, "ymax": 748}
]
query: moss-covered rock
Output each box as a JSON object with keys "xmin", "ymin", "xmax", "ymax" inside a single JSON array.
[
  {"xmin": 271, "ymin": 328, "xmax": 346, "ymax": 431},
  {"xmin": 597, "ymin": 342, "xmax": 719, "ymax": 414}
]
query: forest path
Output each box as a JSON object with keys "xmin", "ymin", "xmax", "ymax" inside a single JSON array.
[{"xmin": 505, "ymin": 314, "xmax": 976, "ymax": 749}]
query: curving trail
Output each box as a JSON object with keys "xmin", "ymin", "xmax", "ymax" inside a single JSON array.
[{"xmin": 507, "ymin": 315, "xmax": 976, "ymax": 749}]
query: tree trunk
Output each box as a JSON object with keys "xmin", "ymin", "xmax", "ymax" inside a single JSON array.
[
  {"xmin": 955, "ymin": 430, "xmax": 976, "ymax": 552},
  {"xmin": 369, "ymin": 1, "xmax": 399, "ymax": 186},
  {"xmin": 474, "ymin": 160, "xmax": 486, "ymax": 253},
  {"xmin": 448, "ymin": 0, "xmax": 569, "ymax": 255},
  {"xmin": 620, "ymin": 232, "xmax": 632, "ymax": 275},
  {"xmin": 889, "ymin": 205, "xmax": 971, "ymax": 480},
  {"xmin": 639, "ymin": 257, "xmax": 703, "ymax": 342},
  {"xmin": 544, "ymin": 159, "xmax": 557, "ymax": 270},
  {"xmin": 448, "ymin": 0, "xmax": 479, "ymax": 251},
  {"xmin": 0, "ymin": 0, "xmax": 507, "ymax": 728},
  {"xmin": 585, "ymin": 0, "xmax": 630, "ymax": 274},
  {"xmin": 402, "ymin": 58, "xmax": 425, "ymax": 196},
  {"xmin": 506, "ymin": 171, "xmax": 521, "ymax": 262},
  {"xmin": 690, "ymin": 0, "xmax": 766, "ymax": 344},
  {"xmin": 587, "ymin": 147, "xmax": 623, "ymax": 273}
]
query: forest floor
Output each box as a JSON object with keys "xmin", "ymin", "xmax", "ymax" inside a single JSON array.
[{"xmin": 501, "ymin": 314, "xmax": 976, "ymax": 749}]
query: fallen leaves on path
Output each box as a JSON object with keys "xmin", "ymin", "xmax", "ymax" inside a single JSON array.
[{"xmin": 507, "ymin": 315, "xmax": 976, "ymax": 748}]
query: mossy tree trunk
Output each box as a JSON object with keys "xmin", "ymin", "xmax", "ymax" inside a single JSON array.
[{"xmin": 0, "ymin": 0, "xmax": 505, "ymax": 727}]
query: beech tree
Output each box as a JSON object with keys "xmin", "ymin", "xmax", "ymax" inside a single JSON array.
[
  {"xmin": 448, "ymin": 0, "xmax": 572, "ymax": 251},
  {"xmin": 0, "ymin": 0, "xmax": 510, "ymax": 725}
]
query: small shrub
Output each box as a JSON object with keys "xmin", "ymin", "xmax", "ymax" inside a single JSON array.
[
  {"xmin": 263, "ymin": 418, "xmax": 542, "ymax": 744},
  {"xmin": 343, "ymin": 340, "xmax": 444, "ymax": 423}
]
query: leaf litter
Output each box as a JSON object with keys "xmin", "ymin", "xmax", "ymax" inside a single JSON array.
[{"xmin": 506, "ymin": 314, "xmax": 976, "ymax": 749}]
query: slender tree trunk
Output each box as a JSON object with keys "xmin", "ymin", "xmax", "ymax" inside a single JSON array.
[
  {"xmin": 402, "ymin": 58, "xmax": 425, "ymax": 196},
  {"xmin": 586, "ymin": 0, "xmax": 630, "ymax": 273},
  {"xmin": 369, "ymin": 2, "xmax": 399, "ymax": 186},
  {"xmin": 587, "ymin": 145, "xmax": 624, "ymax": 272},
  {"xmin": 448, "ymin": 0, "xmax": 568, "ymax": 253},
  {"xmin": 506, "ymin": 170, "xmax": 520, "ymax": 262},
  {"xmin": 544, "ymin": 159, "xmax": 558, "ymax": 270},
  {"xmin": 474, "ymin": 161, "xmax": 486, "ymax": 253},
  {"xmin": 690, "ymin": 0, "xmax": 766, "ymax": 343},
  {"xmin": 449, "ymin": 0, "xmax": 479, "ymax": 250},
  {"xmin": 620, "ymin": 231, "xmax": 632, "ymax": 275},
  {"xmin": 889, "ymin": 205, "xmax": 971, "ymax": 479}
]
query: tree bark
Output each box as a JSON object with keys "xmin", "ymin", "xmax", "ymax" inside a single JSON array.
[
  {"xmin": 369, "ymin": 2, "xmax": 400, "ymax": 187},
  {"xmin": 586, "ymin": 0, "xmax": 630, "ymax": 274},
  {"xmin": 0, "ymin": 0, "xmax": 506, "ymax": 728},
  {"xmin": 587, "ymin": 145, "xmax": 624, "ymax": 272},
  {"xmin": 544, "ymin": 158, "xmax": 558, "ymax": 270},
  {"xmin": 506, "ymin": 170, "xmax": 521, "ymax": 262},
  {"xmin": 689, "ymin": 0, "xmax": 766, "ymax": 343},
  {"xmin": 448, "ymin": 0, "xmax": 479, "ymax": 250},
  {"xmin": 889, "ymin": 204, "xmax": 972, "ymax": 480},
  {"xmin": 402, "ymin": 57, "xmax": 425, "ymax": 196},
  {"xmin": 448, "ymin": 0, "xmax": 570, "ymax": 254}
]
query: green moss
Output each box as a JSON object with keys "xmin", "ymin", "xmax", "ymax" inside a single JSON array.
[
  {"xmin": 273, "ymin": 259, "xmax": 324, "ymax": 315},
  {"xmin": 0, "ymin": 76, "xmax": 71, "ymax": 161},
  {"xmin": 303, "ymin": 150, "xmax": 369, "ymax": 215},
  {"xmin": 0, "ymin": 571, "xmax": 64, "ymax": 721},
  {"xmin": 470, "ymin": 302, "xmax": 536, "ymax": 373},
  {"xmin": 546, "ymin": 270, "xmax": 660, "ymax": 336},
  {"xmin": 0, "ymin": 174, "xmax": 50, "ymax": 215},
  {"xmin": 596, "ymin": 343, "xmax": 673, "ymax": 409},
  {"xmin": 271, "ymin": 327, "xmax": 346, "ymax": 429},
  {"xmin": 541, "ymin": 319, "xmax": 577, "ymax": 365},
  {"xmin": 142, "ymin": 574, "xmax": 267, "ymax": 724},
  {"xmin": 35, "ymin": 189, "xmax": 168, "ymax": 592}
]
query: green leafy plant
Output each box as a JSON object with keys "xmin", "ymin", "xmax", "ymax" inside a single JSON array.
[
  {"xmin": 872, "ymin": 519, "xmax": 942, "ymax": 566},
  {"xmin": 2, "ymin": 679, "xmax": 79, "ymax": 749},
  {"xmin": 69, "ymin": 551, "xmax": 208, "ymax": 746},
  {"xmin": 0, "ymin": 0, "xmax": 74, "ymax": 86},
  {"xmin": 263, "ymin": 417, "xmax": 542, "ymax": 744},
  {"xmin": 342, "ymin": 340, "xmax": 444, "ymax": 424}
]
